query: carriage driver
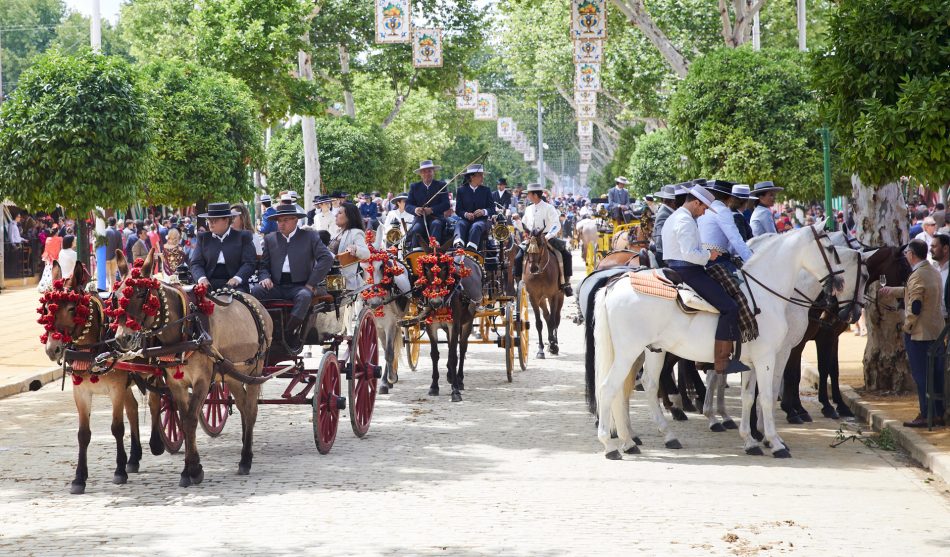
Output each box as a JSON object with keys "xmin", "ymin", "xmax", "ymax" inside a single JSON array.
[
  {"xmin": 406, "ymin": 160, "xmax": 450, "ymax": 249},
  {"xmin": 661, "ymin": 185, "xmax": 749, "ymax": 374},
  {"xmin": 251, "ymin": 204, "xmax": 334, "ymax": 335},
  {"xmin": 512, "ymin": 184, "xmax": 573, "ymax": 296},
  {"xmin": 453, "ymin": 164, "xmax": 495, "ymax": 251},
  {"xmin": 189, "ymin": 202, "xmax": 257, "ymax": 293}
]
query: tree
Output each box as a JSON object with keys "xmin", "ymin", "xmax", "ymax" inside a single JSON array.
[
  {"xmin": 140, "ymin": 61, "xmax": 264, "ymax": 207},
  {"xmin": 0, "ymin": 0, "xmax": 64, "ymax": 97},
  {"xmin": 668, "ymin": 47, "xmax": 834, "ymax": 200},
  {"xmin": 0, "ymin": 48, "xmax": 150, "ymax": 264},
  {"xmin": 813, "ymin": 0, "xmax": 950, "ymax": 393},
  {"xmin": 52, "ymin": 11, "xmax": 130, "ymax": 59},
  {"xmin": 626, "ymin": 128, "xmax": 684, "ymax": 197},
  {"xmin": 119, "ymin": 0, "xmax": 194, "ymax": 62}
]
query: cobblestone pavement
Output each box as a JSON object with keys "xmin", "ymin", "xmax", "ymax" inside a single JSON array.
[{"xmin": 2, "ymin": 291, "xmax": 950, "ymax": 555}]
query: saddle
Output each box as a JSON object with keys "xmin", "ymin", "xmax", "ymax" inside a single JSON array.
[{"xmin": 628, "ymin": 269, "xmax": 719, "ymax": 314}]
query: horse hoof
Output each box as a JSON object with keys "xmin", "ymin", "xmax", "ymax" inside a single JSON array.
[
  {"xmin": 458, "ymin": 381, "xmax": 465, "ymax": 391},
  {"xmin": 665, "ymin": 439, "xmax": 683, "ymax": 450},
  {"xmin": 786, "ymin": 414, "xmax": 804, "ymax": 425},
  {"xmin": 633, "ymin": 436, "xmax": 643, "ymax": 446},
  {"xmin": 624, "ymin": 445, "xmax": 641, "ymax": 455},
  {"xmin": 451, "ymin": 392, "xmax": 462, "ymax": 403},
  {"xmin": 113, "ymin": 473, "xmax": 128, "ymax": 485},
  {"xmin": 536, "ymin": 352, "xmax": 545, "ymax": 359},
  {"xmin": 149, "ymin": 437, "xmax": 165, "ymax": 456},
  {"xmin": 69, "ymin": 482, "xmax": 86, "ymax": 495},
  {"xmin": 710, "ymin": 423, "xmax": 726, "ymax": 433},
  {"xmin": 428, "ymin": 387, "xmax": 439, "ymax": 396},
  {"xmin": 379, "ymin": 385, "xmax": 389, "ymax": 395},
  {"xmin": 797, "ymin": 411, "xmax": 813, "ymax": 423},
  {"xmin": 821, "ymin": 406, "xmax": 839, "ymax": 419},
  {"xmin": 772, "ymin": 448, "xmax": 791, "ymax": 459},
  {"xmin": 609, "ymin": 431, "xmax": 618, "ymax": 439},
  {"xmin": 670, "ymin": 408, "xmax": 688, "ymax": 421},
  {"xmin": 722, "ymin": 419, "xmax": 738, "ymax": 430},
  {"xmin": 605, "ymin": 450, "xmax": 622, "ymax": 460},
  {"xmin": 837, "ymin": 404, "xmax": 855, "ymax": 418},
  {"xmin": 125, "ymin": 462, "xmax": 140, "ymax": 474},
  {"xmin": 190, "ymin": 469, "xmax": 204, "ymax": 485},
  {"xmin": 751, "ymin": 430, "xmax": 765, "ymax": 442},
  {"xmin": 745, "ymin": 446, "xmax": 764, "ymax": 456},
  {"xmin": 681, "ymin": 399, "xmax": 698, "ymax": 413},
  {"xmin": 179, "ymin": 475, "xmax": 192, "ymax": 488},
  {"xmin": 548, "ymin": 346, "xmax": 559, "ymax": 356},
  {"xmin": 238, "ymin": 463, "xmax": 251, "ymax": 476}
]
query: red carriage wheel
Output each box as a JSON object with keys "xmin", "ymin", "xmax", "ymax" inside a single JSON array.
[
  {"xmin": 349, "ymin": 309, "xmax": 379, "ymax": 438},
  {"xmin": 199, "ymin": 382, "xmax": 231, "ymax": 437},
  {"xmin": 159, "ymin": 393, "xmax": 184, "ymax": 454},
  {"xmin": 313, "ymin": 352, "xmax": 342, "ymax": 454}
]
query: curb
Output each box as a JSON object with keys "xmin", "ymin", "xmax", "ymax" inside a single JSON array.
[
  {"xmin": 801, "ymin": 361, "xmax": 950, "ymax": 484},
  {"xmin": 0, "ymin": 366, "xmax": 63, "ymax": 401}
]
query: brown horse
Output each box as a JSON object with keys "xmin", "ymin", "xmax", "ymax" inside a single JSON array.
[
  {"xmin": 523, "ymin": 230, "xmax": 564, "ymax": 358},
  {"xmin": 609, "ymin": 207, "xmax": 654, "ymax": 251},
  {"xmin": 109, "ymin": 249, "xmax": 273, "ymax": 487}
]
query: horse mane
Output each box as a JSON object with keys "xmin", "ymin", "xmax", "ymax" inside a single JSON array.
[{"xmin": 745, "ymin": 232, "xmax": 787, "ymax": 266}]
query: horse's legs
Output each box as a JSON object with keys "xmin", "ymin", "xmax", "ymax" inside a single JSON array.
[
  {"xmin": 680, "ymin": 360, "xmax": 705, "ymax": 408},
  {"xmin": 782, "ymin": 339, "xmax": 807, "ymax": 422},
  {"xmin": 717, "ymin": 375, "xmax": 735, "ymax": 428},
  {"xmin": 231, "ymin": 380, "xmax": 260, "ymax": 475},
  {"xmin": 548, "ymin": 295, "xmax": 563, "ymax": 355},
  {"xmin": 147, "ymin": 390, "xmax": 165, "ymax": 456},
  {"xmin": 753, "ymin": 355, "xmax": 788, "ymax": 457},
  {"xmin": 822, "ymin": 330, "xmax": 853, "ymax": 417},
  {"xmin": 380, "ymin": 319, "xmax": 396, "ymax": 394},
  {"xmin": 532, "ymin": 299, "xmax": 545, "ymax": 359},
  {"xmin": 597, "ymin": 349, "xmax": 643, "ymax": 457},
  {"xmin": 108, "ymin": 384, "xmax": 130, "ymax": 486},
  {"xmin": 739, "ymin": 371, "xmax": 762, "ymax": 454},
  {"xmin": 658, "ymin": 357, "xmax": 687, "ymax": 421},
  {"xmin": 457, "ymin": 307, "xmax": 475, "ymax": 391},
  {"xmin": 642, "ymin": 352, "xmax": 681, "ymax": 448},
  {"xmin": 171, "ymin": 370, "xmax": 210, "ymax": 487},
  {"xmin": 448, "ymin": 323, "xmax": 462, "ymax": 402},
  {"xmin": 124, "ymin": 385, "xmax": 142, "ymax": 474},
  {"xmin": 71, "ymin": 383, "xmax": 93, "ymax": 494},
  {"xmin": 703, "ymin": 372, "xmax": 724, "ymax": 431},
  {"xmin": 428, "ymin": 327, "xmax": 441, "ymax": 396}
]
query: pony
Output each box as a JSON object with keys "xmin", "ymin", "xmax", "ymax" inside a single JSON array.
[
  {"xmin": 360, "ymin": 241, "xmax": 413, "ymax": 395},
  {"xmin": 106, "ymin": 249, "xmax": 273, "ymax": 487},
  {"xmin": 587, "ymin": 223, "xmax": 848, "ymax": 459},
  {"xmin": 523, "ymin": 229, "xmax": 564, "ymax": 358}
]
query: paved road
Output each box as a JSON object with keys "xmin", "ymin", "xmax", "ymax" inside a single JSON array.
[{"xmin": 2, "ymin": 267, "xmax": 950, "ymax": 555}]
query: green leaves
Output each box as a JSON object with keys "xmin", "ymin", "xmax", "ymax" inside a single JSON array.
[{"xmin": 625, "ymin": 128, "xmax": 684, "ymax": 196}]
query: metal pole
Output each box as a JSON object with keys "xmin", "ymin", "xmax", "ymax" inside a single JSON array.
[
  {"xmin": 0, "ymin": 29, "xmax": 4, "ymax": 104},
  {"xmin": 797, "ymin": 0, "xmax": 807, "ymax": 51},
  {"xmin": 91, "ymin": 0, "xmax": 102, "ymax": 52},
  {"xmin": 537, "ymin": 99, "xmax": 545, "ymax": 187},
  {"xmin": 820, "ymin": 127, "xmax": 833, "ymax": 230},
  {"xmin": 752, "ymin": 12, "xmax": 761, "ymax": 50}
]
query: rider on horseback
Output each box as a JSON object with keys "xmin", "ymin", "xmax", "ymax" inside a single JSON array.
[
  {"xmin": 661, "ymin": 185, "xmax": 749, "ymax": 374},
  {"xmin": 513, "ymin": 184, "xmax": 574, "ymax": 296}
]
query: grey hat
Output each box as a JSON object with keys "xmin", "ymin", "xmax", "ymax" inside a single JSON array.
[
  {"xmin": 752, "ymin": 181, "xmax": 784, "ymax": 196},
  {"xmin": 260, "ymin": 194, "xmax": 272, "ymax": 203},
  {"xmin": 414, "ymin": 160, "xmax": 442, "ymax": 173},
  {"xmin": 615, "ymin": 176, "xmax": 630, "ymax": 185},
  {"xmin": 524, "ymin": 183, "xmax": 547, "ymax": 195},
  {"xmin": 674, "ymin": 182, "xmax": 691, "ymax": 196},
  {"xmin": 730, "ymin": 184, "xmax": 751, "ymax": 199},
  {"xmin": 656, "ymin": 185, "xmax": 677, "ymax": 200},
  {"xmin": 688, "ymin": 185, "xmax": 717, "ymax": 213},
  {"xmin": 464, "ymin": 164, "xmax": 485, "ymax": 175}
]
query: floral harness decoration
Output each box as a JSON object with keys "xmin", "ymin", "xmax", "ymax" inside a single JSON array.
[
  {"xmin": 412, "ymin": 236, "xmax": 472, "ymax": 324},
  {"xmin": 37, "ymin": 277, "xmax": 101, "ymax": 383},
  {"xmin": 360, "ymin": 231, "xmax": 407, "ymax": 318}
]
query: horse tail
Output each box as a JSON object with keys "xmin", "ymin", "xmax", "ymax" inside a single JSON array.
[{"xmin": 585, "ymin": 274, "xmax": 613, "ymax": 416}]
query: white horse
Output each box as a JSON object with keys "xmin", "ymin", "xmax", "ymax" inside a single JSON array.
[
  {"xmin": 361, "ymin": 256, "xmax": 413, "ymax": 395},
  {"xmin": 588, "ymin": 222, "xmax": 847, "ymax": 459}
]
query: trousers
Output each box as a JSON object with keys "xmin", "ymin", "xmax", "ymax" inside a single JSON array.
[
  {"xmin": 408, "ymin": 218, "xmax": 444, "ymax": 249},
  {"xmin": 668, "ymin": 262, "xmax": 739, "ymax": 341},
  {"xmin": 250, "ymin": 282, "xmax": 312, "ymax": 320},
  {"xmin": 904, "ymin": 334, "xmax": 946, "ymax": 417},
  {"xmin": 455, "ymin": 218, "xmax": 488, "ymax": 246}
]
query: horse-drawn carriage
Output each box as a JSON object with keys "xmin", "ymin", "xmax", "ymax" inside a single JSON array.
[{"xmin": 583, "ymin": 199, "xmax": 653, "ymax": 274}]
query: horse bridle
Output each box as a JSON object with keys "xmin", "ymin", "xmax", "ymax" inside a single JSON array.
[{"xmin": 526, "ymin": 232, "xmax": 553, "ymax": 276}]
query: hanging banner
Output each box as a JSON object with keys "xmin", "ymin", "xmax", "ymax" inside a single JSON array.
[
  {"xmin": 578, "ymin": 119, "xmax": 594, "ymax": 138},
  {"xmin": 576, "ymin": 102, "xmax": 597, "ymax": 120},
  {"xmin": 456, "ymin": 79, "xmax": 478, "ymax": 110},
  {"xmin": 580, "ymin": 151, "xmax": 592, "ymax": 162},
  {"xmin": 474, "ymin": 93, "xmax": 498, "ymax": 120},
  {"xmin": 579, "ymin": 162, "xmax": 590, "ymax": 173},
  {"xmin": 524, "ymin": 147, "xmax": 536, "ymax": 162},
  {"xmin": 412, "ymin": 28, "xmax": 443, "ymax": 68},
  {"xmin": 573, "ymin": 38, "xmax": 603, "ymax": 64},
  {"xmin": 375, "ymin": 0, "xmax": 411, "ymax": 44},
  {"xmin": 575, "ymin": 62, "xmax": 601, "ymax": 92},
  {"xmin": 497, "ymin": 117, "xmax": 514, "ymax": 139},
  {"xmin": 514, "ymin": 131, "xmax": 527, "ymax": 150},
  {"xmin": 574, "ymin": 89, "xmax": 597, "ymax": 106},
  {"xmin": 571, "ymin": 0, "xmax": 607, "ymax": 40}
]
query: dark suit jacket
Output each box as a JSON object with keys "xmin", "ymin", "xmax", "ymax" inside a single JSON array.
[
  {"xmin": 733, "ymin": 211, "xmax": 753, "ymax": 242},
  {"xmin": 406, "ymin": 180, "xmax": 449, "ymax": 223},
  {"xmin": 456, "ymin": 185, "xmax": 496, "ymax": 221},
  {"xmin": 104, "ymin": 227, "xmax": 122, "ymax": 260},
  {"xmin": 189, "ymin": 229, "xmax": 256, "ymax": 284},
  {"xmin": 492, "ymin": 190, "xmax": 512, "ymax": 210},
  {"xmin": 259, "ymin": 228, "xmax": 333, "ymax": 288}
]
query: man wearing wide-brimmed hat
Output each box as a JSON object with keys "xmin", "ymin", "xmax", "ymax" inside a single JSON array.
[
  {"xmin": 493, "ymin": 177, "xmax": 512, "ymax": 214},
  {"xmin": 607, "ymin": 176, "xmax": 631, "ymax": 222},
  {"xmin": 406, "ymin": 160, "xmax": 450, "ymax": 248},
  {"xmin": 651, "ymin": 184, "xmax": 678, "ymax": 266},
  {"xmin": 512, "ymin": 184, "xmax": 573, "ymax": 295},
  {"xmin": 697, "ymin": 180, "xmax": 753, "ymax": 273},
  {"xmin": 729, "ymin": 185, "xmax": 754, "ymax": 241},
  {"xmin": 454, "ymin": 164, "xmax": 495, "ymax": 250},
  {"xmin": 189, "ymin": 202, "xmax": 257, "ymax": 293},
  {"xmin": 750, "ymin": 181, "xmax": 783, "ymax": 236},
  {"xmin": 378, "ymin": 192, "xmax": 413, "ymax": 248},
  {"xmin": 251, "ymin": 203, "xmax": 334, "ymax": 336},
  {"xmin": 259, "ymin": 194, "xmax": 277, "ymax": 235}
]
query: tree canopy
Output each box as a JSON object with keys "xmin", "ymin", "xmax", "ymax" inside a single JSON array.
[{"xmin": 625, "ymin": 128, "xmax": 684, "ymax": 197}]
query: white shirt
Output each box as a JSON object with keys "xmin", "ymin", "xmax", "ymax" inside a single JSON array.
[
  {"xmin": 211, "ymin": 228, "xmax": 231, "ymax": 264},
  {"xmin": 517, "ymin": 201, "xmax": 561, "ymax": 239},
  {"xmin": 698, "ymin": 200, "xmax": 753, "ymax": 261},
  {"xmin": 57, "ymin": 248, "xmax": 78, "ymax": 279},
  {"xmin": 281, "ymin": 227, "xmax": 297, "ymax": 273},
  {"xmin": 934, "ymin": 259, "xmax": 949, "ymax": 318},
  {"xmin": 6, "ymin": 221, "xmax": 23, "ymax": 244},
  {"xmin": 750, "ymin": 205, "xmax": 777, "ymax": 236},
  {"xmin": 661, "ymin": 206, "xmax": 711, "ymax": 266},
  {"xmin": 312, "ymin": 210, "xmax": 340, "ymax": 236}
]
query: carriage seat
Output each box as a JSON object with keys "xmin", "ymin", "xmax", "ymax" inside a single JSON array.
[
  {"xmin": 261, "ymin": 293, "xmax": 335, "ymax": 311},
  {"xmin": 628, "ymin": 269, "xmax": 719, "ymax": 314}
]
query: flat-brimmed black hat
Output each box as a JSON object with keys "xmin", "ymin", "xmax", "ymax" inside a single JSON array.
[
  {"xmin": 332, "ymin": 191, "xmax": 348, "ymax": 199},
  {"xmin": 708, "ymin": 180, "xmax": 736, "ymax": 196},
  {"xmin": 198, "ymin": 202, "xmax": 240, "ymax": 219},
  {"xmin": 266, "ymin": 204, "xmax": 307, "ymax": 221}
]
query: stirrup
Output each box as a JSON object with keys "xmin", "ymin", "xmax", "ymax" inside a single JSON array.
[{"xmin": 724, "ymin": 341, "xmax": 750, "ymax": 373}]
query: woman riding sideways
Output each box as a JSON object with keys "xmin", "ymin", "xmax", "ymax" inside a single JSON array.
[
  {"xmin": 159, "ymin": 227, "xmax": 186, "ymax": 279},
  {"xmin": 329, "ymin": 202, "xmax": 371, "ymax": 291}
]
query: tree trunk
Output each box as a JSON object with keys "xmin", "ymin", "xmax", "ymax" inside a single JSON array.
[
  {"xmin": 612, "ymin": 0, "xmax": 689, "ymax": 78},
  {"xmin": 298, "ymin": 39, "xmax": 322, "ymax": 209},
  {"xmin": 76, "ymin": 212, "xmax": 90, "ymax": 270},
  {"xmin": 852, "ymin": 176, "xmax": 915, "ymax": 392},
  {"xmin": 339, "ymin": 44, "xmax": 355, "ymax": 118}
]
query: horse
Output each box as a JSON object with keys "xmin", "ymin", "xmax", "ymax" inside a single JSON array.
[
  {"xmin": 106, "ymin": 249, "xmax": 273, "ymax": 487},
  {"xmin": 360, "ymin": 244, "xmax": 413, "ymax": 395},
  {"xmin": 575, "ymin": 218, "xmax": 598, "ymax": 273},
  {"xmin": 523, "ymin": 229, "xmax": 564, "ymax": 358},
  {"xmin": 412, "ymin": 244, "xmax": 481, "ymax": 402},
  {"xmin": 587, "ymin": 222, "xmax": 848, "ymax": 459},
  {"xmin": 609, "ymin": 208, "xmax": 654, "ymax": 252}
]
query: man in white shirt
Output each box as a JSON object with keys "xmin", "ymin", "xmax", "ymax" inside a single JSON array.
[
  {"xmin": 931, "ymin": 234, "xmax": 949, "ymax": 320},
  {"xmin": 310, "ymin": 196, "xmax": 339, "ymax": 237},
  {"xmin": 512, "ymin": 184, "xmax": 573, "ymax": 295},
  {"xmin": 6, "ymin": 213, "xmax": 25, "ymax": 244},
  {"xmin": 916, "ymin": 216, "xmax": 937, "ymax": 256},
  {"xmin": 661, "ymin": 185, "xmax": 748, "ymax": 374}
]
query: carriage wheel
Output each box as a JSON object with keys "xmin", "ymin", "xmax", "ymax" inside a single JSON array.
[
  {"xmin": 313, "ymin": 352, "xmax": 342, "ymax": 454},
  {"xmin": 504, "ymin": 305, "xmax": 515, "ymax": 383},
  {"xmin": 159, "ymin": 393, "xmax": 184, "ymax": 454},
  {"xmin": 349, "ymin": 310, "xmax": 379, "ymax": 438},
  {"xmin": 404, "ymin": 324, "xmax": 421, "ymax": 371},
  {"xmin": 199, "ymin": 382, "xmax": 231, "ymax": 438},
  {"xmin": 516, "ymin": 282, "xmax": 530, "ymax": 371}
]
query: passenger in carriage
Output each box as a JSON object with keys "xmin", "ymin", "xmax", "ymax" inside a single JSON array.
[
  {"xmin": 406, "ymin": 160, "xmax": 450, "ymax": 249},
  {"xmin": 189, "ymin": 203, "xmax": 257, "ymax": 293},
  {"xmin": 378, "ymin": 192, "xmax": 413, "ymax": 248},
  {"xmin": 328, "ymin": 203, "xmax": 371, "ymax": 291},
  {"xmin": 310, "ymin": 195, "xmax": 340, "ymax": 237},
  {"xmin": 453, "ymin": 164, "xmax": 495, "ymax": 251},
  {"xmin": 251, "ymin": 204, "xmax": 334, "ymax": 335}
]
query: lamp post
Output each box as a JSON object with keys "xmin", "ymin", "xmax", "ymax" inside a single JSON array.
[{"xmin": 819, "ymin": 127, "xmax": 833, "ymax": 230}]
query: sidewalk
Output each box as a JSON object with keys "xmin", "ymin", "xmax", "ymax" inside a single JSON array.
[
  {"xmin": 802, "ymin": 330, "xmax": 950, "ymax": 482},
  {"xmin": 0, "ymin": 285, "xmax": 62, "ymax": 399}
]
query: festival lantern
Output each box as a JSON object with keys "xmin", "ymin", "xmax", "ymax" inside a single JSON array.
[
  {"xmin": 412, "ymin": 28, "xmax": 443, "ymax": 68},
  {"xmin": 375, "ymin": 0, "xmax": 411, "ymax": 44}
]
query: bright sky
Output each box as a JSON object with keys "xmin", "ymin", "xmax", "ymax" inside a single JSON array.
[{"xmin": 65, "ymin": 0, "xmax": 123, "ymax": 23}]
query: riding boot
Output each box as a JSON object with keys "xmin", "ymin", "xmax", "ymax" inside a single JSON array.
[{"xmin": 714, "ymin": 340, "xmax": 750, "ymax": 374}]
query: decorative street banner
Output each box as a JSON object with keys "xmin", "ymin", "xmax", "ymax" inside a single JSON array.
[
  {"xmin": 375, "ymin": 0, "xmax": 411, "ymax": 44},
  {"xmin": 497, "ymin": 117, "xmax": 514, "ymax": 139},
  {"xmin": 576, "ymin": 102, "xmax": 597, "ymax": 120},
  {"xmin": 579, "ymin": 162, "xmax": 590, "ymax": 173},
  {"xmin": 456, "ymin": 79, "xmax": 478, "ymax": 110},
  {"xmin": 580, "ymin": 151, "xmax": 592, "ymax": 162},
  {"xmin": 579, "ymin": 136, "xmax": 593, "ymax": 148},
  {"xmin": 514, "ymin": 131, "xmax": 528, "ymax": 151},
  {"xmin": 571, "ymin": 0, "xmax": 607, "ymax": 40},
  {"xmin": 575, "ymin": 62, "xmax": 601, "ymax": 92},
  {"xmin": 573, "ymin": 38, "xmax": 603, "ymax": 64},
  {"xmin": 474, "ymin": 93, "xmax": 498, "ymax": 120},
  {"xmin": 412, "ymin": 28, "xmax": 443, "ymax": 68},
  {"xmin": 574, "ymin": 89, "xmax": 597, "ymax": 106},
  {"xmin": 524, "ymin": 147, "xmax": 536, "ymax": 162},
  {"xmin": 578, "ymin": 120, "xmax": 594, "ymax": 138}
]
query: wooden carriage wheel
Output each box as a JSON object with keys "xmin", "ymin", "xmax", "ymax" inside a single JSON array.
[
  {"xmin": 349, "ymin": 310, "xmax": 379, "ymax": 438},
  {"xmin": 159, "ymin": 393, "xmax": 184, "ymax": 454},
  {"xmin": 504, "ymin": 305, "xmax": 515, "ymax": 383},
  {"xmin": 404, "ymin": 323, "xmax": 421, "ymax": 371},
  {"xmin": 199, "ymin": 382, "xmax": 231, "ymax": 438},
  {"xmin": 516, "ymin": 281, "xmax": 530, "ymax": 371},
  {"xmin": 313, "ymin": 352, "xmax": 342, "ymax": 455}
]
